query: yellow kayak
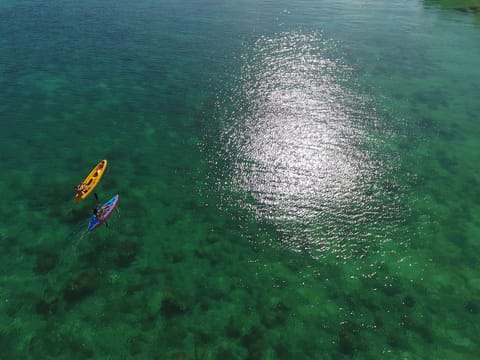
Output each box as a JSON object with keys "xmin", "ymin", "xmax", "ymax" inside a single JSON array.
[{"xmin": 74, "ymin": 159, "xmax": 108, "ymax": 203}]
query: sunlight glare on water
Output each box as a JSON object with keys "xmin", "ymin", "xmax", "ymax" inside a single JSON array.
[{"xmin": 220, "ymin": 32, "xmax": 400, "ymax": 257}]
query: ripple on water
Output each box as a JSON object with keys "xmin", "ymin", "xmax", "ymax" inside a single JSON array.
[{"xmin": 216, "ymin": 31, "xmax": 407, "ymax": 258}]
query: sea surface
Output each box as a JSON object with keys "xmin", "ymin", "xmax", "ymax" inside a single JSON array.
[{"xmin": 1, "ymin": 0, "xmax": 480, "ymax": 358}]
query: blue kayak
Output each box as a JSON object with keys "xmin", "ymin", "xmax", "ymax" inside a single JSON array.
[{"xmin": 88, "ymin": 194, "xmax": 119, "ymax": 231}]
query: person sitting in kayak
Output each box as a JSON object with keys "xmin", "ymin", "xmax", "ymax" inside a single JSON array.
[
  {"xmin": 93, "ymin": 207, "xmax": 105, "ymax": 219},
  {"xmin": 92, "ymin": 206, "xmax": 109, "ymax": 227},
  {"xmin": 74, "ymin": 183, "xmax": 87, "ymax": 195},
  {"xmin": 92, "ymin": 193, "xmax": 108, "ymax": 223}
]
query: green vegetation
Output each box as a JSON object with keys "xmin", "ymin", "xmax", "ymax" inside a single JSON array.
[{"xmin": 426, "ymin": 0, "xmax": 480, "ymax": 12}]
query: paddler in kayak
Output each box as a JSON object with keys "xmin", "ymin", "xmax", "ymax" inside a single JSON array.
[
  {"xmin": 74, "ymin": 183, "xmax": 87, "ymax": 196},
  {"xmin": 92, "ymin": 193, "xmax": 109, "ymax": 226},
  {"xmin": 92, "ymin": 192, "xmax": 101, "ymax": 216},
  {"xmin": 73, "ymin": 159, "xmax": 108, "ymax": 203},
  {"xmin": 92, "ymin": 206, "xmax": 107, "ymax": 220}
]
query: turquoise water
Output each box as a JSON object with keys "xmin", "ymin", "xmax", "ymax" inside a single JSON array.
[{"xmin": 1, "ymin": 0, "xmax": 480, "ymax": 358}]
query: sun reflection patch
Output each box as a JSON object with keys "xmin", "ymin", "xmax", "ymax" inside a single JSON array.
[{"xmin": 218, "ymin": 32, "xmax": 396, "ymax": 254}]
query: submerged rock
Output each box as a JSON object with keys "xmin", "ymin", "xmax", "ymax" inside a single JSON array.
[
  {"xmin": 35, "ymin": 295, "xmax": 59, "ymax": 316},
  {"xmin": 241, "ymin": 326, "xmax": 267, "ymax": 360},
  {"xmin": 261, "ymin": 301, "xmax": 288, "ymax": 328},
  {"xmin": 338, "ymin": 330, "xmax": 355, "ymax": 356},
  {"xmin": 33, "ymin": 249, "xmax": 59, "ymax": 274},
  {"xmin": 374, "ymin": 315, "xmax": 384, "ymax": 329},
  {"xmin": 402, "ymin": 295, "xmax": 416, "ymax": 308},
  {"xmin": 206, "ymin": 232, "xmax": 223, "ymax": 244},
  {"xmin": 161, "ymin": 291, "xmax": 188, "ymax": 318},
  {"xmin": 465, "ymin": 300, "xmax": 479, "ymax": 314},
  {"xmin": 170, "ymin": 351, "xmax": 189, "ymax": 360},
  {"xmin": 115, "ymin": 240, "xmax": 140, "ymax": 267},
  {"xmin": 387, "ymin": 332, "xmax": 406, "ymax": 349},
  {"xmin": 337, "ymin": 322, "xmax": 365, "ymax": 356},
  {"xmin": 63, "ymin": 269, "xmax": 99, "ymax": 303}
]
